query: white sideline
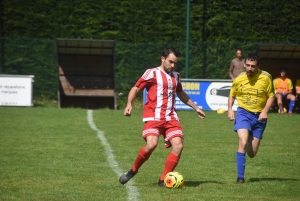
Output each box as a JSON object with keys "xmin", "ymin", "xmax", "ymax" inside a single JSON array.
[{"xmin": 87, "ymin": 110, "xmax": 139, "ymax": 201}]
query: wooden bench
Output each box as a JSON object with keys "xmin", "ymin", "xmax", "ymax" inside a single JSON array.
[
  {"xmin": 58, "ymin": 66, "xmax": 115, "ymax": 97},
  {"xmin": 59, "ymin": 75, "xmax": 114, "ymax": 97},
  {"xmin": 271, "ymin": 92, "xmax": 300, "ymax": 113}
]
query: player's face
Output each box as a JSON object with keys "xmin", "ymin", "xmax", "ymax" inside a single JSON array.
[
  {"xmin": 244, "ymin": 59, "xmax": 259, "ymax": 77},
  {"xmin": 236, "ymin": 50, "xmax": 243, "ymax": 59},
  {"xmin": 161, "ymin": 53, "xmax": 178, "ymax": 74},
  {"xmin": 280, "ymin": 70, "xmax": 286, "ymax": 77}
]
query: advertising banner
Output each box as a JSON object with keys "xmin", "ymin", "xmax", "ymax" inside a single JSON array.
[
  {"xmin": 0, "ymin": 75, "xmax": 34, "ymax": 106},
  {"xmin": 143, "ymin": 79, "xmax": 238, "ymax": 111}
]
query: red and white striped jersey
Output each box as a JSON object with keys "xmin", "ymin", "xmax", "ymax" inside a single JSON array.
[{"xmin": 135, "ymin": 67, "xmax": 183, "ymax": 122}]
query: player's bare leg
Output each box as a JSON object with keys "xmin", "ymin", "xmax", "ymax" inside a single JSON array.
[
  {"xmin": 237, "ymin": 129, "xmax": 249, "ymax": 152},
  {"xmin": 275, "ymin": 93, "xmax": 284, "ymax": 113},
  {"xmin": 144, "ymin": 135, "xmax": 159, "ymax": 153},
  {"xmin": 246, "ymin": 136, "xmax": 261, "ymax": 158},
  {"xmin": 170, "ymin": 137, "xmax": 184, "ymax": 156}
]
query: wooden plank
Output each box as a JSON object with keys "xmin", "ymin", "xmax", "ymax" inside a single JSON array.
[
  {"xmin": 59, "ymin": 75, "xmax": 114, "ymax": 97},
  {"xmin": 68, "ymin": 89, "xmax": 114, "ymax": 96}
]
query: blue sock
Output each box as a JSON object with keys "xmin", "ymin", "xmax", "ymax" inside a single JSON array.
[
  {"xmin": 289, "ymin": 100, "xmax": 295, "ymax": 112},
  {"xmin": 236, "ymin": 152, "xmax": 246, "ymax": 179}
]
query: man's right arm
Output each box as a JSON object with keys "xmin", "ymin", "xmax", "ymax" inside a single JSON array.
[
  {"xmin": 177, "ymin": 91, "xmax": 205, "ymax": 119},
  {"xmin": 227, "ymin": 96, "xmax": 235, "ymax": 121},
  {"xmin": 124, "ymin": 86, "xmax": 140, "ymax": 116},
  {"xmin": 229, "ymin": 60, "xmax": 235, "ymax": 80}
]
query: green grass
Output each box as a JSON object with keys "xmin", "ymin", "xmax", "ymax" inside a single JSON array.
[{"xmin": 0, "ymin": 107, "xmax": 299, "ymax": 201}]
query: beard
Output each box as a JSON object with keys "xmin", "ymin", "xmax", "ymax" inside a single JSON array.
[{"xmin": 163, "ymin": 66, "xmax": 173, "ymax": 74}]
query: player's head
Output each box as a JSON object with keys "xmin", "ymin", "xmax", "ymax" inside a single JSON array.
[
  {"xmin": 235, "ymin": 48, "xmax": 243, "ymax": 59},
  {"xmin": 245, "ymin": 53, "xmax": 260, "ymax": 65},
  {"xmin": 279, "ymin": 67, "xmax": 287, "ymax": 77},
  {"xmin": 244, "ymin": 53, "xmax": 260, "ymax": 77},
  {"xmin": 162, "ymin": 47, "xmax": 180, "ymax": 58},
  {"xmin": 161, "ymin": 47, "xmax": 180, "ymax": 74}
]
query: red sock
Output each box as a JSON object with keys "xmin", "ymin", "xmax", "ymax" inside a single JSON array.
[
  {"xmin": 159, "ymin": 152, "xmax": 180, "ymax": 180},
  {"xmin": 132, "ymin": 146, "xmax": 151, "ymax": 172}
]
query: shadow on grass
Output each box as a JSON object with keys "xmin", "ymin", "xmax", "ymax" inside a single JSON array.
[
  {"xmin": 151, "ymin": 180, "xmax": 223, "ymax": 187},
  {"xmin": 248, "ymin": 177, "xmax": 299, "ymax": 182},
  {"xmin": 184, "ymin": 180, "xmax": 224, "ymax": 187}
]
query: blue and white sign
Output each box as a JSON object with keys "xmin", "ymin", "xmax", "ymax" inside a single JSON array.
[{"xmin": 143, "ymin": 80, "xmax": 238, "ymax": 111}]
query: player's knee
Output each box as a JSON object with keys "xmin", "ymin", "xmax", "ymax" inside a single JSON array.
[
  {"xmin": 290, "ymin": 95, "xmax": 296, "ymax": 100},
  {"xmin": 171, "ymin": 144, "xmax": 183, "ymax": 156},
  {"xmin": 177, "ymin": 143, "xmax": 184, "ymax": 151},
  {"xmin": 239, "ymin": 139, "xmax": 247, "ymax": 147},
  {"xmin": 146, "ymin": 142, "xmax": 158, "ymax": 152},
  {"xmin": 173, "ymin": 142, "xmax": 184, "ymax": 152},
  {"xmin": 238, "ymin": 144, "xmax": 247, "ymax": 153}
]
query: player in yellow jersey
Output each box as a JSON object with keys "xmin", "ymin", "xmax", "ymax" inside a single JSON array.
[{"xmin": 228, "ymin": 53, "xmax": 275, "ymax": 184}]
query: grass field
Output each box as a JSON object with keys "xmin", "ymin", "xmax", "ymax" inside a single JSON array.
[{"xmin": 0, "ymin": 107, "xmax": 299, "ymax": 201}]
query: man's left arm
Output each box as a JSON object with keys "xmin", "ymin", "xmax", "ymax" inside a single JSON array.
[
  {"xmin": 287, "ymin": 79, "xmax": 293, "ymax": 94},
  {"xmin": 296, "ymin": 79, "xmax": 300, "ymax": 94},
  {"xmin": 259, "ymin": 77, "xmax": 275, "ymax": 120},
  {"xmin": 259, "ymin": 96, "xmax": 275, "ymax": 121},
  {"xmin": 177, "ymin": 91, "xmax": 205, "ymax": 119}
]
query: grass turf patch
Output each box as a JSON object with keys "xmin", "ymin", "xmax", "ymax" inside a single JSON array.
[{"xmin": 0, "ymin": 107, "xmax": 299, "ymax": 200}]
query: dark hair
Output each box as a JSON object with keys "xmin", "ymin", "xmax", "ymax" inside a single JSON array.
[
  {"xmin": 236, "ymin": 48, "xmax": 243, "ymax": 53},
  {"xmin": 245, "ymin": 53, "xmax": 260, "ymax": 65},
  {"xmin": 162, "ymin": 47, "xmax": 180, "ymax": 58},
  {"xmin": 280, "ymin": 67, "xmax": 287, "ymax": 72}
]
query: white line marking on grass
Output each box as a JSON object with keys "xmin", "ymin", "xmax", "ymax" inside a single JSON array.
[{"xmin": 87, "ymin": 110, "xmax": 139, "ymax": 201}]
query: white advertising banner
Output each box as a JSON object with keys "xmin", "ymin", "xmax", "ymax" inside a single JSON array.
[
  {"xmin": 0, "ymin": 75, "xmax": 34, "ymax": 106},
  {"xmin": 144, "ymin": 79, "xmax": 238, "ymax": 111}
]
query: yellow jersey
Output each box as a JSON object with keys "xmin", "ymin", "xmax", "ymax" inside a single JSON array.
[
  {"xmin": 230, "ymin": 70, "xmax": 274, "ymax": 112},
  {"xmin": 273, "ymin": 77, "xmax": 293, "ymax": 93}
]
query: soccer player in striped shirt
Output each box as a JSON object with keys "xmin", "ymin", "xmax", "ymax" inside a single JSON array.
[
  {"xmin": 228, "ymin": 53, "xmax": 275, "ymax": 184},
  {"xmin": 119, "ymin": 47, "xmax": 206, "ymax": 187}
]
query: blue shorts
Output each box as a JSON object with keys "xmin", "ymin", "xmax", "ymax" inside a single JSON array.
[
  {"xmin": 234, "ymin": 107, "xmax": 267, "ymax": 139},
  {"xmin": 282, "ymin": 93, "xmax": 287, "ymax": 99}
]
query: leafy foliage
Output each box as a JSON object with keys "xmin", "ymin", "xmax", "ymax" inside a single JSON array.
[
  {"xmin": 1, "ymin": 0, "xmax": 300, "ymax": 102},
  {"xmin": 1, "ymin": 38, "xmax": 57, "ymax": 99},
  {"xmin": 1, "ymin": 0, "xmax": 300, "ymax": 43}
]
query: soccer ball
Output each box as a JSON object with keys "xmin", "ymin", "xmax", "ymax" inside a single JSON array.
[
  {"xmin": 164, "ymin": 171, "xmax": 184, "ymax": 189},
  {"xmin": 278, "ymin": 107, "xmax": 287, "ymax": 113},
  {"xmin": 217, "ymin": 108, "xmax": 226, "ymax": 114}
]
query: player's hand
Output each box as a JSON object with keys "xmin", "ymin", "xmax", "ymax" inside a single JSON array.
[
  {"xmin": 258, "ymin": 111, "xmax": 268, "ymax": 121},
  {"xmin": 124, "ymin": 106, "xmax": 132, "ymax": 117},
  {"xmin": 196, "ymin": 108, "xmax": 205, "ymax": 119},
  {"xmin": 228, "ymin": 109, "xmax": 235, "ymax": 121}
]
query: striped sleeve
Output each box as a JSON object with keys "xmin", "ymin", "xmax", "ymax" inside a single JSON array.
[{"xmin": 136, "ymin": 68, "xmax": 155, "ymax": 90}]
